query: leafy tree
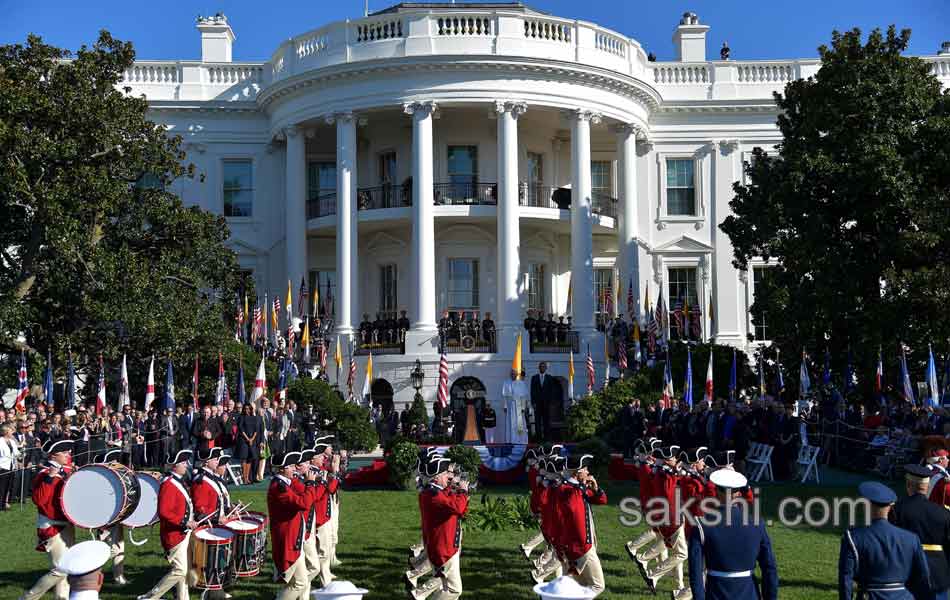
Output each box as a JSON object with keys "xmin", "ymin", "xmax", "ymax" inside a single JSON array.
[
  {"xmin": 721, "ymin": 27, "xmax": 950, "ymax": 386},
  {"xmin": 0, "ymin": 32, "xmax": 242, "ymax": 391}
]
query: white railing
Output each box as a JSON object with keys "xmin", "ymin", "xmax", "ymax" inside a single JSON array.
[
  {"xmin": 436, "ymin": 15, "xmax": 493, "ymax": 36},
  {"xmin": 735, "ymin": 62, "xmax": 795, "ymax": 83},
  {"xmin": 124, "ymin": 62, "xmax": 179, "ymax": 84},
  {"xmin": 523, "ymin": 17, "xmax": 572, "ymax": 43},
  {"xmin": 205, "ymin": 64, "xmax": 263, "ymax": 85},
  {"xmin": 298, "ymin": 33, "xmax": 331, "ymax": 59},
  {"xmin": 927, "ymin": 55, "xmax": 950, "ymax": 79},
  {"xmin": 595, "ymin": 31, "xmax": 626, "ymax": 57},
  {"xmin": 652, "ymin": 63, "xmax": 710, "ymax": 84},
  {"xmin": 354, "ymin": 17, "xmax": 403, "ymax": 42}
]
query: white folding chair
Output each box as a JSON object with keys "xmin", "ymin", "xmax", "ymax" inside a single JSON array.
[
  {"xmin": 747, "ymin": 444, "xmax": 774, "ymax": 482},
  {"xmin": 226, "ymin": 462, "xmax": 244, "ymax": 486},
  {"xmin": 797, "ymin": 444, "xmax": 821, "ymax": 484}
]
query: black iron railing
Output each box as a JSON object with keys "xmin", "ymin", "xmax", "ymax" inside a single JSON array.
[
  {"xmin": 307, "ymin": 189, "xmax": 337, "ymax": 218},
  {"xmin": 433, "ymin": 182, "xmax": 497, "ymax": 206},
  {"xmin": 519, "ymin": 183, "xmax": 558, "ymax": 209},
  {"xmin": 353, "ymin": 341, "xmax": 405, "ymax": 356},
  {"xmin": 357, "ymin": 184, "xmax": 411, "ymax": 210},
  {"xmin": 592, "ymin": 191, "xmax": 618, "ymax": 219},
  {"xmin": 529, "ymin": 330, "xmax": 579, "ymax": 354}
]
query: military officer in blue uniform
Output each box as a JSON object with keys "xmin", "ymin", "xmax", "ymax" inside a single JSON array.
[
  {"xmin": 839, "ymin": 481, "xmax": 930, "ymax": 600},
  {"xmin": 687, "ymin": 468, "xmax": 778, "ymax": 600},
  {"xmin": 892, "ymin": 465, "xmax": 950, "ymax": 600}
]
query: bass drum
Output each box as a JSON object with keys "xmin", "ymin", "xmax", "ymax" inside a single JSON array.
[
  {"xmin": 122, "ymin": 471, "xmax": 163, "ymax": 528},
  {"xmin": 62, "ymin": 463, "xmax": 141, "ymax": 529}
]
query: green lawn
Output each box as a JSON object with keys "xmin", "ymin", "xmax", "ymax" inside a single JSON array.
[{"xmin": 0, "ymin": 481, "xmax": 853, "ymax": 599}]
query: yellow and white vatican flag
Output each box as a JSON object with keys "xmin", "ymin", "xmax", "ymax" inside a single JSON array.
[
  {"xmin": 512, "ymin": 332, "xmax": 523, "ymax": 378},
  {"xmin": 568, "ymin": 349, "xmax": 575, "ymax": 401},
  {"xmin": 361, "ymin": 352, "xmax": 373, "ymax": 402}
]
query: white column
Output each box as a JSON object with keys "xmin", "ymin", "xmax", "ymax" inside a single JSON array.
[
  {"xmin": 285, "ymin": 126, "xmax": 308, "ymax": 300},
  {"xmin": 713, "ymin": 139, "xmax": 743, "ymax": 346},
  {"xmin": 495, "ymin": 101, "xmax": 527, "ymax": 355},
  {"xmin": 405, "ymin": 101, "xmax": 438, "ymax": 336},
  {"xmin": 329, "ymin": 112, "xmax": 358, "ymax": 337},
  {"xmin": 615, "ymin": 123, "xmax": 639, "ymax": 319},
  {"xmin": 569, "ymin": 110, "xmax": 601, "ymax": 337}
]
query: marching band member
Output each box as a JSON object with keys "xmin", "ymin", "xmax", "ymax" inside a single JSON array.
[
  {"xmin": 313, "ymin": 439, "xmax": 341, "ymax": 586},
  {"xmin": 268, "ymin": 452, "xmax": 318, "ymax": 600},
  {"xmin": 411, "ymin": 457, "xmax": 470, "ymax": 600},
  {"xmin": 213, "ymin": 453, "xmax": 234, "ymax": 513},
  {"xmin": 637, "ymin": 446, "xmax": 687, "ymax": 595},
  {"xmin": 532, "ymin": 455, "xmax": 566, "ymax": 583},
  {"xmin": 137, "ymin": 449, "xmax": 197, "ymax": 600},
  {"xmin": 57, "ymin": 540, "xmax": 112, "ymax": 600},
  {"xmin": 19, "ymin": 439, "xmax": 75, "ymax": 600},
  {"xmin": 93, "ymin": 449, "xmax": 127, "ymax": 586},
  {"xmin": 625, "ymin": 440, "xmax": 663, "ymax": 565},
  {"xmin": 556, "ymin": 454, "xmax": 607, "ymax": 594},
  {"xmin": 521, "ymin": 445, "xmax": 562, "ymax": 566},
  {"xmin": 297, "ymin": 449, "xmax": 324, "ymax": 587},
  {"xmin": 406, "ymin": 449, "xmax": 440, "ymax": 591},
  {"xmin": 688, "ymin": 468, "xmax": 778, "ymax": 600},
  {"xmin": 928, "ymin": 450, "xmax": 950, "ymax": 509},
  {"xmin": 191, "ymin": 447, "xmax": 229, "ymax": 526}
]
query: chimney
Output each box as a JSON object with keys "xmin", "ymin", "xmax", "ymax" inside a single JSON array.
[
  {"xmin": 672, "ymin": 11, "xmax": 710, "ymax": 62},
  {"xmin": 939, "ymin": 41, "xmax": 950, "ymax": 56},
  {"xmin": 196, "ymin": 13, "xmax": 235, "ymax": 63}
]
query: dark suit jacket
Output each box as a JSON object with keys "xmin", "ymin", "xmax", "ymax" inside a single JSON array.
[
  {"xmin": 530, "ymin": 373, "xmax": 558, "ymax": 420},
  {"xmin": 892, "ymin": 492, "xmax": 950, "ymax": 591}
]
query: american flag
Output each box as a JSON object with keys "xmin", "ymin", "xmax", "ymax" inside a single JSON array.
[
  {"xmin": 437, "ymin": 354, "xmax": 450, "ymax": 408},
  {"xmin": 235, "ymin": 298, "xmax": 244, "ymax": 341},
  {"xmin": 95, "ymin": 355, "xmax": 106, "ymax": 416},
  {"xmin": 617, "ymin": 338, "xmax": 628, "ymax": 375},
  {"xmin": 586, "ymin": 344, "xmax": 595, "ymax": 395},
  {"xmin": 347, "ymin": 354, "xmax": 357, "ymax": 399},
  {"xmin": 15, "ymin": 351, "xmax": 28, "ymax": 413},
  {"xmin": 672, "ymin": 295, "xmax": 686, "ymax": 339},
  {"xmin": 252, "ymin": 305, "xmax": 263, "ymax": 344},
  {"xmin": 603, "ymin": 286, "xmax": 613, "ymax": 316},
  {"xmin": 690, "ymin": 301, "xmax": 703, "ymax": 340},
  {"xmin": 298, "ymin": 277, "xmax": 309, "ymax": 319},
  {"xmin": 287, "ymin": 325, "xmax": 296, "ymax": 356},
  {"xmin": 626, "ymin": 277, "xmax": 635, "ymax": 320},
  {"xmin": 273, "ymin": 296, "xmax": 281, "ymax": 319},
  {"xmin": 318, "ymin": 337, "xmax": 327, "ymax": 373},
  {"xmin": 654, "ymin": 290, "xmax": 667, "ymax": 349}
]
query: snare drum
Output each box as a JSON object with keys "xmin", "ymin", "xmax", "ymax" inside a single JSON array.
[
  {"xmin": 191, "ymin": 527, "xmax": 235, "ymax": 590},
  {"xmin": 62, "ymin": 463, "xmax": 141, "ymax": 529},
  {"xmin": 223, "ymin": 517, "xmax": 265, "ymax": 577},
  {"xmin": 121, "ymin": 471, "xmax": 162, "ymax": 528},
  {"xmin": 244, "ymin": 511, "xmax": 269, "ymax": 562}
]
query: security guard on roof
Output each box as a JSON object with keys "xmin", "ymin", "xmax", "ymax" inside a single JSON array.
[
  {"xmin": 892, "ymin": 464, "xmax": 950, "ymax": 600},
  {"xmin": 839, "ymin": 481, "xmax": 930, "ymax": 600},
  {"xmin": 687, "ymin": 468, "xmax": 778, "ymax": 600}
]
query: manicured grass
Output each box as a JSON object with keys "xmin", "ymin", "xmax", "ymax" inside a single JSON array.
[{"xmin": 0, "ymin": 481, "xmax": 853, "ymax": 599}]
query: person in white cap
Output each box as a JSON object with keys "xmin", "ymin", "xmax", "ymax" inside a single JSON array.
[
  {"xmin": 56, "ymin": 540, "xmax": 112, "ymax": 600},
  {"xmin": 687, "ymin": 468, "xmax": 778, "ymax": 600},
  {"xmin": 93, "ymin": 449, "xmax": 128, "ymax": 586},
  {"xmin": 556, "ymin": 454, "xmax": 607, "ymax": 595},
  {"xmin": 137, "ymin": 449, "xmax": 197, "ymax": 600},
  {"xmin": 411, "ymin": 457, "xmax": 469, "ymax": 600},
  {"xmin": 19, "ymin": 439, "xmax": 76, "ymax": 600}
]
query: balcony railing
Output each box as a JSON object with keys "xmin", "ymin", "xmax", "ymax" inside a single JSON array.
[
  {"xmin": 520, "ymin": 184, "xmax": 559, "ymax": 209},
  {"xmin": 439, "ymin": 315, "xmax": 497, "ymax": 353},
  {"xmin": 353, "ymin": 341, "xmax": 405, "ymax": 356},
  {"xmin": 307, "ymin": 189, "xmax": 337, "ymax": 218},
  {"xmin": 357, "ymin": 184, "xmax": 411, "ymax": 210},
  {"xmin": 434, "ymin": 182, "xmax": 497, "ymax": 206},
  {"xmin": 529, "ymin": 330, "xmax": 579, "ymax": 354},
  {"xmin": 591, "ymin": 191, "xmax": 618, "ymax": 219}
]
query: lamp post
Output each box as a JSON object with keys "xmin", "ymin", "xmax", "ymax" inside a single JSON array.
[{"xmin": 410, "ymin": 358, "xmax": 429, "ymax": 428}]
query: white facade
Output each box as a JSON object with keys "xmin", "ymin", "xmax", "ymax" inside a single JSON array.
[{"xmin": 127, "ymin": 5, "xmax": 950, "ymax": 411}]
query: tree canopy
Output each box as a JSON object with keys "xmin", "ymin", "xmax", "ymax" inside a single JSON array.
[
  {"xmin": 0, "ymin": 32, "xmax": 242, "ymax": 392},
  {"xmin": 721, "ymin": 26, "xmax": 950, "ymax": 386}
]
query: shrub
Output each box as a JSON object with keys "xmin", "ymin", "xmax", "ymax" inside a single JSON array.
[
  {"xmin": 386, "ymin": 438, "xmax": 420, "ymax": 490},
  {"xmin": 287, "ymin": 377, "xmax": 378, "ymax": 452},
  {"xmin": 467, "ymin": 495, "xmax": 517, "ymax": 532},
  {"xmin": 403, "ymin": 392, "xmax": 429, "ymax": 431},
  {"xmin": 509, "ymin": 494, "xmax": 537, "ymax": 530},
  {"xmin": 444, "ymin": 444, "xmax": 481, "ymax": 482}
]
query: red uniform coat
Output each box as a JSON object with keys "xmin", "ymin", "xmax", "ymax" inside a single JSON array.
[
  {"xmin": 191, "ymin": 469, "xmax": 225, "ymax": 524},
  {"xmin": 651, "ymin": 467, "xmax": 682, "ymax": 539},
  {"xmin": 158, "ymin": 474, "xmax": 193, "ymax": 551},
  {"xmin": 538, "ymin": 482, "xmax": 559, "ymax": 546},
  {"xmin": 528, "ymin": 467, "xmax": 543, "ymax": 515},
  {"xmin": 419, "ymin": 484, "xmax": 469, "ymax": 567},
  {"xmin": 314, "ymin": 475, "xmax": 339, "ymax": 529},
  {"xmin": 32, "ymin": 462, "xmax": 72, "ymax": 550},
  {"xmin": 635, "ymin": 462, "xmax": 655, "ymax": 507},
  {"xmin": 268, "ymin": 475, "xmax": 317, "ymax": 576},
  {"xmin": 930, "ymin": 474, "xmax": 950, "ymax": 509},
  {"xmin": 555, "ymin": 480, "xmax": 607, "ymax": 561}
]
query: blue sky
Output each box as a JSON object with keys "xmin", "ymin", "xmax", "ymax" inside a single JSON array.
[{"xmin": 1, "ymin": 0, "xmax": 945, "ymax": 62}]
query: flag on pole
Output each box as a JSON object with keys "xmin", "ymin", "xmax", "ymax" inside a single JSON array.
[
  {"xmin": 163, "ymin": 359, "xmax": 175, "ymax": 412},
  {"xmin": 512, "ymin": 333, "xmax": 523, "ymax": 379},
  {"xmin": 145, "ymin": 356, "xmax": 155, "ymax": 410},
  {"xmin": 799, "ymin": 350, "xmax": 811, "ymax": 398},
  {"xmin": 95, "ymin": 355, "xmax": 106, "ymax": 416},
  {"xmin": 646, "ymin": 286, "xmax": 657, "ymax": 356},
  {"xmin": 631, "ymin": 321, "xmax": 641, "ymax": 369},
  {"xmin": 758, "ymin": 353, "xmax": 766, "ymax": 400},
  {"xmin": 656, "ymin": 290, "xmax": 669, "ymax": 349},
  {"xmin": 437, "ymin": 354, "xmax": 450, "ymax": 409},
  {"xmin": 875, "ymin": 347, "xmax": 884, "ymax": 407},
  {"xmin": 244, "ymin": 294, "xmax": 249, "ymax": 341},
  {"xmin": 298, "ymin": 277, "xmax": 308, "ymax": 319},
  {"xmin": 568, "ymin": 350, "xmax": 575, "ymax": 401},
  {"xmin": 318, "ymin": 338, "xmax": 327, "ymax": 374},
  {"xmin": 684, "ymin": 348, "xmax": 694, "ymax": 408},
  {"xmin": 271, "ymin": 297, "xmax": 280, "ymax": 344},
  {"xmin": 347, "ymin": 353, "xmax": 357, "ymax": 400},
  {"xmin": 586, "ymin": 344, "xmax": 595, "ymax": 395},
  {"xmin": 119, "ymin": 354, "xmax": 130, "ymax": 410},
  {"xmin": 44, "ymin": 349, "xmax": 54, "ymax": 407},
  {"xmin": 263, "ymin": 293, "xmax": 269, "ymax": 345},
  {"xmin": 901, "ymin": 347, "xmax": 915, "ymax": 405},
  {"xmin": 707, "ymin": 294, "xmax": 714, "ymax": 341},
  {"xmin": 566, "ymin": 273, "xmax": 573, "ymax": 316},
  {"xmin": 627, "ymin": 277, "xmax": 635, "ymax": 320},
  {"xmin": 729, "ymin": 348, "xmax": 737, "ymax": 402},
  {"xmin": 235, "ymin": 296, "xmax": 244, "ymax": 341},
  {"xmin": 618, "ymin": 333, "xmax": 628, "ymax": 375},
  {"xmin": 662, "ymin": 349, "xmax": 674, "ymax": 409},
  {"xmin": 191, "ymin": 355, "xmax": 200, "ymax": 407},
  {"xmin": 215, "ymin": 353, "xmax": 227, "ymax": 405},
  {"xmin": 251, "ymin": 356, "xmax": 266, "ymax": 407},
  {"xmin": 361, "ymin": 353, "xmax": 373, "ymax": 403},
  {"xmin": 703, "ymin": 347, "xmax": 714, "ymax": 404},
  {"xmin": 285, "ymin": 280, "xmax": 293, "ymax": 326},
  {"xmin": 252, "ymin": 304, "xmax": 262, "ymax": 345},
  {"xmin": 690, "ymin": 296, "xmax": 703, "ymax": 340},
  {"xmin": 301, "ymin": 319, "xmax": 311, "ymax": 364},
  {"xmin": 335, "ymin": 336, "xmax": 343, "ymax": 370},
  {"xmin": 926, "ymin": 344, "xmax": 940, "ymax": 409},
  {"xmin": 603, "ymin": 330, "xmax": 610, "ymax": 388},
  {"xmin": 313, "ymin": 282, "xmax": 320, "ymax": 318},
  {"xmin": 66, "ymin": 353, "xmax": 76, "ymax": 410},
  {"xmin": 15, "ymin": 351, "xmax": 29, "ymax": 413},
  {"xmin": 236, "ymin": 359, "xmax": 246, "ymax": 406},
  {"xmin": 325, "ymin": 279, "xmax": 333, "ymax": 318}
]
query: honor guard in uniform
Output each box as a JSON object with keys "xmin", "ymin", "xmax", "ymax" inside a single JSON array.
[
  {"xmin": 411, "ymin": 457, "xmax": 470, "ymax": 600},
  {"xmin": 625, "ymin": 440, "xmax": 663, "ymax": 569},
  {"xmin": 406, "ymin": 449, "xmax": 441, "ymax": 590},
  {"xmin": 839, "ymin": 481, "xmax": 930, "ymax": 600},
  {"xmin": 20, "ymin": 439, "xmax": 76, "ymax": 600},
  {"xmin": 532, "ymin": 455, "xmax": 567, "ymax": 583},
  {"xmin": 192, "ymin": 447, "xmax": 230, "ymax": 525},
  {"xmin": 137, "ymin": 449, "xmax": 197, "ymax": 600},
  {"xmin": 57, "ymin": 540, "xmax": 112, "ymax": 600},
  {"xmin": 296, "ymin": 449, "xmax": 323, "ymax": 587},
  {"xmin": 315, "ymin": 435, "xmax": 344, "ymax": 569},
  {"xmin": 687, "ymin": 468, "xmax": 778, "ymax": 600},
  {"xmin": 520, "ymin": 448, "xmax": 545, "ymax": 561},
  {"xmin": 892, "ymin": 465, "xmax": 950, "ymax": 600},
  {"xmin": 313, "ymin": 440, "xmax": 341, "ymax": 585},
  {"xmin": 268, "ymin": 452, "xmax": 318, "ymax": 600},
  {"xmin": 93, "ymin": 450, "xmax": 128, "ymax": 586},
  {"xmin": 556, "ymin": 454, "xmax": 607, "ymax": 594},
  {"xmin": 637, "ymin": 445, "xmax": 687, "ymax": 595}
]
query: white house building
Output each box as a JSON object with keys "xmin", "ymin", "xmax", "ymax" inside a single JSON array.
[{"xmin": 123, "ymin": 3, "xmax": 950, "ymax": 415}]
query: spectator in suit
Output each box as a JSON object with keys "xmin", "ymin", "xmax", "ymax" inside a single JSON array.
[
  {"xmin": 178, "ymin": 403, "xmax": 196, "ymax": 450},
  {"xmin": 530, "ymin": 362, "xmax": 558, "ymax": 441},
  {"xmin": 619, "ymin": 398, "xmax": 646, "ymax": 457},
  {"xmin": 160, "ymin": 408, "xmax": 178, "ymax": 463},
  {"xmin": 285, "ymin": 401, "xmax": 300, "ymax": 451},
  {"xmin": 191, "ymin": 405, "xmax": 222, "ymax": 451},
  {"xmin": 145, "ymin": 408, "xmax": 161, "ymax": 467}
]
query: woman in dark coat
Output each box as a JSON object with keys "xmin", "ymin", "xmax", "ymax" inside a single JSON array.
[{"xmin": 236, "ymin": 404, "xmax": 262, "ymax": 484}]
